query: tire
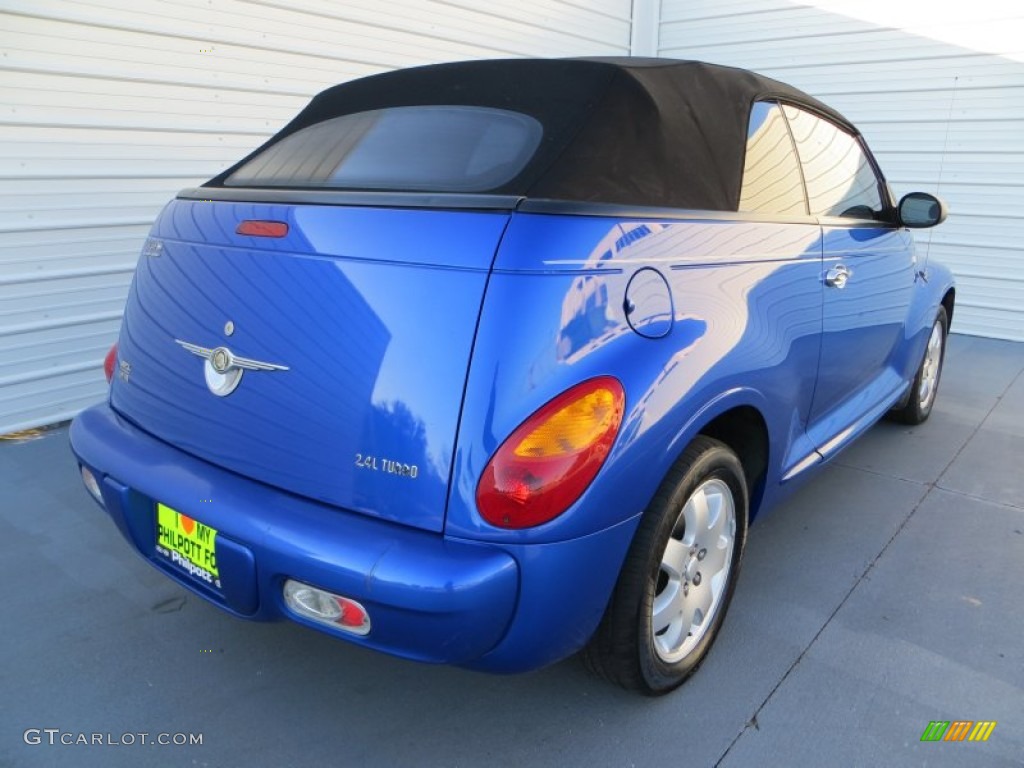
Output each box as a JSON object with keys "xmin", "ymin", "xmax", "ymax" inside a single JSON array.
[
  {"xmin": 889, "ymin": 306, "xmax": 948, "ymax": 425},
  {"xmin": 584, "ymin": 436, "xmax": 748, "ymax": 694}
]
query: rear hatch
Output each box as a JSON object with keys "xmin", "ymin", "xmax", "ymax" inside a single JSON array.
[{"xmin": 110, "ymin": 197, "xmax": 509, "ymax": 532}]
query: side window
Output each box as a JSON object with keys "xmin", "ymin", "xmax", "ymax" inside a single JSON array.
[
  {"xmin": 782, "ymin": 105, "xmax": 884, "ymax": 219},
  {"xmin": 739, "ymin": 101, "xmax": 807, "ymax": 215}
]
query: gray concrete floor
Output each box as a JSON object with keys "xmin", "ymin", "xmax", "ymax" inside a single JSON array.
[{"xmin": 2, "ymin": 334, "xmax": 1022, "ymax": 768}]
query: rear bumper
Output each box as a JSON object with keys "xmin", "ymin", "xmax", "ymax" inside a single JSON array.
[{"xmin": 69, "ymin": 403, "xmax": 519, "ymax": 665}]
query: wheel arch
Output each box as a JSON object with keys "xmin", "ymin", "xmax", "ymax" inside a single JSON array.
[
  {"xmin": 662, "ymin": 390, "xmax": 773, "ymax": 524},
  {"xmin": 696, "ymin": 405, "xmax": 770, "ymax": 520},
  {"xmin": 941, "ymin": 287, "xmax": 955, "ymax": 331}
]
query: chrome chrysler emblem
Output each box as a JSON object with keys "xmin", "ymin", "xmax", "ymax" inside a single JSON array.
[{"xmin": 175, "ymin": 340, "xmax": 288, "ymax": 397}]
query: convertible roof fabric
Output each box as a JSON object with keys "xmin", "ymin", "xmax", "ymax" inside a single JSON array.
[{"xmin": 208, "ymin": 57, "xmax": 855, "ymax": 212}]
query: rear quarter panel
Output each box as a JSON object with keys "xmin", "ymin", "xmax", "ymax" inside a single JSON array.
[{"xmin": 446, "ymin": 212, "xmax": 827, "ymax": 544}]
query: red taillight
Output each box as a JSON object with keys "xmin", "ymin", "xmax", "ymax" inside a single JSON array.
[
  {"xmin": 476, "ymin": 377, "xmax": 625, "ymax": 529},
  {"xmin": 103, "ymin": 343, "xmax": 118, "ymax": 383},
  {"xmin": 236, "ymin": 220, "xmax": 288, "ymax": 238}
]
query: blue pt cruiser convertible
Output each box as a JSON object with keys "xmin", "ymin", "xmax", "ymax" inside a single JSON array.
[{"xmin": 70, "ymin": 58, "xmax": 953, "ymax": 693}]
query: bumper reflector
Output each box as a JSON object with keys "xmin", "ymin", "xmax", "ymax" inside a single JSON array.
[
  {"xmin": 81, "ymin": 465, "xmax": 104, "ymax": 505},
  {"xmin": 283, "ymin": 579, "xmax": 371, "ymax": 636}
]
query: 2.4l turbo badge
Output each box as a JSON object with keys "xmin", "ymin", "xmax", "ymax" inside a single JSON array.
[{"xmin": 355, "ymin": 453, "xmax": 419, "ymax": 479}]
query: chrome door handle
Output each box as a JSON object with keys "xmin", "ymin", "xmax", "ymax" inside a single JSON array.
[{"xmin": 825, "ymin": 264, "xmax": 851, "ymax": 289}]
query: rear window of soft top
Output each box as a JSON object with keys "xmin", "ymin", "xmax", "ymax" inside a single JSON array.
[{"xmin": 225, "ymin": 105, "xmax": 543, "ymax": 193}]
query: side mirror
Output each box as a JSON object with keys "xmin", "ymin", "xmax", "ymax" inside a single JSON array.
[{"xmin": 898, "ymin": 192, "xmax": 948, "ymax": 228}]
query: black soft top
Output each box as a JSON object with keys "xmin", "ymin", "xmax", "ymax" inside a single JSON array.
[{"xmin": 208, "ymin": 57, "xmax": 854, "ymax": 212}]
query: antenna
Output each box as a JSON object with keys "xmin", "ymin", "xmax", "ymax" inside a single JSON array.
[{"xmin": 924, "ymin": 75, "xmax": 958, "ymax": 268}]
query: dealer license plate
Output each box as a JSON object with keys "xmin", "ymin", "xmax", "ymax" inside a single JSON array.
[{"xmin": 155, "ymin": 503, "xmax": 221, "ymax": 591}]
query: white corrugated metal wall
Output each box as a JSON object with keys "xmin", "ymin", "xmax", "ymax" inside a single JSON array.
[
  {"xmin": 0, "ymin": 0, "xmax": 633, "ymax": 433},
  {"xmin": 657, "ymin": 0, "xmax": 1024, "ymax": 342}
]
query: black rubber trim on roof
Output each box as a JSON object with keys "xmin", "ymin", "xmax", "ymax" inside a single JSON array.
[{"xmin": 177, "ymin": 186, "xmax": 524, "ymax": 211}]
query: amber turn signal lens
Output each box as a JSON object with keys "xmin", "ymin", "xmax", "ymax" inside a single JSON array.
[{"xmin": 477, "ymin": 377, "xmax": 625, "ymax": 529}]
